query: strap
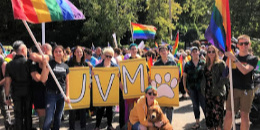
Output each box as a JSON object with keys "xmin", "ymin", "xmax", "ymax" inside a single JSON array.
[{"xmin": 145, "ymin": 97, "xmax": 149, "ymax": 119}]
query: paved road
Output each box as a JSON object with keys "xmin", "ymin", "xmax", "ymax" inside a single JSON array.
[{"xmin": 1, "ymin": 98, "xmax": 260, "ymax": 130}]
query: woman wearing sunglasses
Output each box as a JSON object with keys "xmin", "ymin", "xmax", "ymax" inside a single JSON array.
[
  {"xmin": 93, "ymin": 47, "xmax": 118, "ymax": 130},
  {"xmin": 201, "ymin": 45, "xmax": 228, "ymax": 130},
  {"xmin": 129, "ymin": 86, "xmax": 169, "ymax": 130}
]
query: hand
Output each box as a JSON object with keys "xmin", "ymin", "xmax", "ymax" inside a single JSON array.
[
  {"xmin": 119, "ymin": 82, "xmax": 123, "ymax": 91},
  {"xmin": 42, "ymin": 55, "xmax": 47, "ymax": 66},
  {"xmin": 89, "ymin": 84, "xmax": 92, "ymax": 88},
  {"xmin": 225, "ymin": 52, "xmax": 236, "ymax": 61},
  {"xmin": 91, "ymin": 71, "xmax": 94, "ymax": 76},
  {"xmin": 65, "ymin": 96, "xmax": 70, "ymax": 103},
  {"xmin": 184, "ymin": 87, "xmax": 189, "ymax": 94},
  {"xmin": 5, "ymin": 99, "xmax": 11, "ymax": 106},
  {"xmin": 117, "ymin": 73, "xmax": 120, "ymax": 78},
  {"xmin": 87, "ymin": 62, "xmax": 93, "ymax": 68},
  {"xmin": 155, "ymin": 121, "xmax": 163, "ymax": 128}
]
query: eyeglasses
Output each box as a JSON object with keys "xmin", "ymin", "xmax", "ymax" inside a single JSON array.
[
  {"xmin": 147, "ymin": 92, "xmax": 157, "ymax": 96},
  {"xmin": 207, "ymin": 50, "xmax": 215, "ymax": 54},
  {"xmin": 105, "ymin": 55, "xmax": 112, "ymax": 59},
  {"xmin": 238, "ymin": 42, "xmax": 249, "ymax": 46}
]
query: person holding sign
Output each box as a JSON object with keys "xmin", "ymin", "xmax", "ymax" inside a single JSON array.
[
  {"xmin": 67, "ymin": 46, "xmax": 88, "ymax": 130},
  {"xmin": 129, "ymin": 86, "xmax": 169, "ymax": 130},
  {"xmin": 93, "ymin": 47, "xmax": 119, "ymax": 130},
  {"xmin": 41, "ymin": 45, "xmax": 70, "ymax": 130},
  {"xmin": 154, "ymin": 46, "xmax": 177, "ymax": 123}
]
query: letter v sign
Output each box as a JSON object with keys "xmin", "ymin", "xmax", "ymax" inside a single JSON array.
[{"xmin": 94, "ymin": 74, "xmax": 115, "ymax": 101}]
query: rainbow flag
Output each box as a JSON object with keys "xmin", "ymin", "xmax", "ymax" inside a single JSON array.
[
  {"xmin": 11, "ymin": 0, "xmax": 85, "ymax": 24},
  {"xmin": 131, "ymin": 22, "xmax": 157, "ymax": 39},
  {"xmin": 178, "ymin": 55, "xmax": 183, "ymax": 77},
  {"xmin": 205, "ymin": 0, "xmax": 231, "ymax": 52},
  {"xmin": 148, "ymin": 57, "xmax": 153, "ymax": 76},
  {"xmin": 155, "ymin": 42, "xmax": 158, "ymax": 48},
  {"xmin": 172, "ymin": 31, "xmax": 179, "ymax": 56}
]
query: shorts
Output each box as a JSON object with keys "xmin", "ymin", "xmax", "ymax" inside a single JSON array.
[
  {"xmin": 32, "ymin": 87, "xmax": 46, "ymax": 109},
  {"xmin": 226, "ymin": 88, "xmax": 254, "ymax": 113},
  {"xmin": 132, "ymin": 122, "xmax": 140, "ymax": 130}
]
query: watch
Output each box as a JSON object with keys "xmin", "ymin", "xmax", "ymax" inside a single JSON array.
[
  {"xmin": 234, "ymin": 59, "xmax": 239, "ymax": 63},
  {"xmin": 5, "ymin": 95, "xmax": 11, "ymax": 100}
]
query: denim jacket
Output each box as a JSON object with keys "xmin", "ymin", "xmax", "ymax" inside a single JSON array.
[{"xmin": 201, "ymin": 60, "xmax": 229, "ymax": 97}]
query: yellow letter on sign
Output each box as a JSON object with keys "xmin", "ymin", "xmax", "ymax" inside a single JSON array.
[
  {"xmin": 65, "ymin": 67, "xmax": 90, "ymax": 110},
  {"xmin": 151, "ymin": 66, "xmax": 179, "ymax": 107},
  {"xmin": 120, "ymin": 58, "xmax": 148, "ymax": 99},
  {"xmin": 92, "ymin": 67, "xmax": 119, "ymax": 106}
]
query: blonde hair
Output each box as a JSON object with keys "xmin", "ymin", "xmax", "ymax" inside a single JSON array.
[
  {"xmin": 206, "ymin": 45, "xmax": 220, "ymax": 67},
  {"xmin": 103, "ymin": 47, "xmax": 114, "ymax": 57},
  {"xmin": 238, "ymin": 35, "xmax": 250, "ymax": 43}
]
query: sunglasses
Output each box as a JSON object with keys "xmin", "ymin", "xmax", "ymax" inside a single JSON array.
[
  {"xmin": 147, "ymin": 92, "xmax": 157, "ymax": 96},
  {"xmin": 238, "ymin": 42, "xmax": 249, "ymax": 46},
  {"xmin": 105, "ymin": 55, "xmax": 112, "ymax": 59},
  {"xmin": 207, "ymin": 50, "xmax": 215, "ymax": 54}
]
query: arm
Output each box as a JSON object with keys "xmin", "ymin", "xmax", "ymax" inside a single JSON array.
[
  {"xmin": 65, "ymin": 74, "xmax": 70, "ymax": 103},
  {"xmin": 225, "ymin": 52, "xmax": 255, "ymax": 75},
  {"xmin": 31, "ymin": 71, "xmax": 41, "ymax": 82},
  {"xmin": 0, "ymin": 62, "xmax": 7, "ymax": 86},
  {"xmin": 5, "ymin": 77, "xmax": 12, "ymax": 105},
  {"xmin": 40, "ymin": 57, "xmax": 49, "ymax": 83},
  {"xmin": 30, "ymin": 53, "xmax": 50, "ymax": 63},
  {"xmin": 183, "ymin": 72, "xmax": 188, "ymax": 93},
  {"xmin": 136, "ymin": 104, "xmax": 154, "ymax": 127}
]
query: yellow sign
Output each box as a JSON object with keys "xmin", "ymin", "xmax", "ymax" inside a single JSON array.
[
  {"xmin": 120, "ymin": 58, "xmax": 148, "ymax": 99},
  {"xmin": 92, "ymin": 67, "xmax": 119, "ymax": 106},
  {"xmin": 65, "ymin": 67, "xmax": 90, "ymax": 110},
  {"xmin": 151, "ymin": 66, "xmax": 179, "ymax": 107}
]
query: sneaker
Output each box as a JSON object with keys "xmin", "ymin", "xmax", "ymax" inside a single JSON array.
[{"xmin": 107, "ymin": 126, "xmax": 115, "ymax": 130}]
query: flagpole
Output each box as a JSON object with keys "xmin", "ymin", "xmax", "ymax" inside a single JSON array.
[
  {"xmin": 229, "ymin": 58, "xmax": 236, "ymax": 130},
  {"xmin": 42, "ymin": 23, "xmax": 45, "ymax": 45},
  {"xmin": 130, "ymin": 20, "xmax": 134, "ymax": 43},
  {"xmin": 22, "ymin": 20, "xmax": 72, "ymax": 109}
]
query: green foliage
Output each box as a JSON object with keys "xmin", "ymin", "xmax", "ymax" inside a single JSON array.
[{"xmin": 251, "ymin": 39, "xmax": 260, "ymax": 57}]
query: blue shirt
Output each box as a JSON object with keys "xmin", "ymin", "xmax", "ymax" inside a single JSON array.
[{"xmin": 85, "ymin": 56, "xmax": 98, "ymax": 67}]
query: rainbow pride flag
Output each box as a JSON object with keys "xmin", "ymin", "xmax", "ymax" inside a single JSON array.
[
  {"xmin": 178, "ymin": 55, "xmax": 183, "ymax": 77},
  {"xmin": 155, "ymin": 42, "xmax": 158, "ymax": 48},
  {"xmin": 11, "ymin": 0, "xmax": 85, "ymax": 24},
  {"xmin": 205, "ymin": 0, "xmax": 231, "ymax": 52},
  {"xmin": 131, "ymin": 22, "xmax": 157, "ymax": 39},
  {"xmin": 148, "ymin": 57, "xmax": 153, "ymax": 76},
  {"xmin": 172, "ymin": 31, "xmax": 179, "ymax": 56}
]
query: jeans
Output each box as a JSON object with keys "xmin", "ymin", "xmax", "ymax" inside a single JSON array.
[
  {"xmin": 12, "ymin": 95, "xmax": 32, "ymax": 130},
  {"xmin": 43, "ymin": 92, "xmax": 64, "ymax": 130},
  {"xmin": 161, "ymin": 107, "xmax": 174, "ymax": 123},
  {"xmin": 189, "ymin": 88, "xmax": 206, "ymax": 119},
  {"xmin": 69, "ymin": 109, "xmax": 86, "ymax": 129}
]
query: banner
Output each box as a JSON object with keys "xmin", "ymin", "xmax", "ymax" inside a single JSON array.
[
  {"xmin": 151, "ymin": 66, "xmax": 179, "ymax": 107},
  {"xmin": 92, "ymin": 67, "xmax": 119, "ymax": 106},
  {"xmin": 120, "ymin": 58, "xmax": 148, "ymax": 99},
  {"xmin": 65, "ymin": 67, "xmax": 90, "ymax": 110}
]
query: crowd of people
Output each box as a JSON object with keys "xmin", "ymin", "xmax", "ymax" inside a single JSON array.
[{"xmin": 0, "ymin": 34, "xmax": 258, "ymax": 130}]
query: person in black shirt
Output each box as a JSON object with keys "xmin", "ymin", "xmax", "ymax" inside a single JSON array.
[
  {"xmin": 67, "ymin": 46, "xmax": 87, "ymax": 130},
  {"xmin": 41, "ymin": 45, "xmax": 70, "ymax": 130},
  {"xmin": 153, "ymin": 46, "xmax": 177, "ymax": 124},
  {"xmin": 224, "ymin": 35, "xmax": 258, "ymax": 130},
  {"xmin": 5, "ymin": 41, "xmax": 34, "ymax": 130}
]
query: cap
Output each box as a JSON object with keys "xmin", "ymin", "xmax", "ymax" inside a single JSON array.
[
  {"xmin": 190, "ymin": 46, "xmax": 198, "ymax": 52},
  {"xmin": 145, "ymin": 85, "xmax": 157, "ymax": 93},
  {"xmin": 13, "ymin": 40, "xmax": 24, "ymax": 52},
  {"xmin": 129, "ymin": 43, "xmax": 137, "ymax": 49}
]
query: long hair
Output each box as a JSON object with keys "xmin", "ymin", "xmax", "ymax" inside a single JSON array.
[
  {"xmin": 206, "ymin": 45, "xmax": 220, "ymax": 67},
  {"xmin": 72, "ymin": 46, "xmax": 85, "ymax": 64},
  {"xmin": 52, "ymin": 45, "xmax": 64, "ymax": 62}
]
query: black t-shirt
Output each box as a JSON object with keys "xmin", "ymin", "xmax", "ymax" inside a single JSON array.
[
  {"xmin": 30, "ymin": 60, "xmax": 45, "ymax": 91},
  {"xmin": 46, "ymin": 59, "xmax": 69, "ymax": 92},
  {"xmin": 5, "ymin": 55, "xmax": 32, "ymax": 96},
  {"xmin": 233, "ymin": 54, "xmax": 258, "ymax": 90}
]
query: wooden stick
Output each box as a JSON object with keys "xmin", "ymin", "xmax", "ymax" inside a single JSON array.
[{"xmin": 229, "ymin": 58, "xmax": 236, "ymax": 130}]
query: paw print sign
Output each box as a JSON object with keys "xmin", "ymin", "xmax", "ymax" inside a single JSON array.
[{"xmin": 151, "ymin": 66, "xmax": 179, "ymax": 107}]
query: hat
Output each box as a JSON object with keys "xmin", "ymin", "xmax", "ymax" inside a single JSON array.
[
  {"xmin": 190, "ymin": 46, "xmax": 198, "ymax": 52},
  {"xmin": 13, "ymin": 40, "xmax": 24, "ymax": 52},
  {"xmin": 145, "ymin": 86, "xmax": 157, "ymax": 93},
  {"xmin": 129, "ymin": 43, "xmax": 137, "ymax": 49}
]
